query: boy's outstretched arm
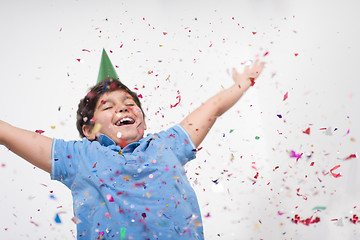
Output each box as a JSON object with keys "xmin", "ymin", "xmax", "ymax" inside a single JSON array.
[
  {"xmin": 0, "ymin": 120, "xmax": 52, "ymax": 173},
  {"xmin": 180, "ymin": 59, "xmax": 265, "ymax": 148}
]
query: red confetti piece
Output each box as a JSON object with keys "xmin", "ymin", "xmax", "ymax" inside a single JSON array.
[
  {"xmin": 93, "ymin": 162, "xmax": 97, "ymax": 168},
  {"xmin": 303, "ymin": 127, "xmax": 310, "ymax": 135},
  {"xmin": 252, "ymin": 32, "xmax": 257, "ymax": 35},
  {"xmin": 310, "ymin": 162, "xmax": 314, "ymax": 166},
  {"xmin": 344, "ymin": 153, "xmax": 358, "ymax": 160},
  {"xmin": 35, "ymin": 130, "xmax": 45, "ymax": 134},
  {"xmin": 82, "ymin": 49, "xmax": 90, "ymax": 52},
  {"xmin": 292, "ymin": 214, "xmax": 320, "ymax": 225},
  {"xmin": 283, "ymin": 92, "xmax": 288, "ymax": 101},
  {"xmin": 254, "ymin": 172, "xmax": 259, "ymax": 179},
  {"xmin": 120, "ymin": 44, "xmax": 123, "ymax": 48},
  {"xmin": 170, "ymin": 90, "xmax": 181, "ymax": 108},
  {"xmin": 249, "ymin": 77, "xmax": 255, "ymax": 86},
  {"xmin": 264, "ymin": 51, "xmax": 269, "ymax": 57},
  {"xmin": 163, "ymin": 32, "xmax": 167, "ymax": 35},
  {"xmin": 76, "ymin": 59, "xmax": 81, "ymax": 62},
  {"xmin": 350, "ymin": 214, "xmax": 360, "ymax": 224},
  {"xmin": 330, "ymin": 165, "xmax": 342, "ymax": 178},
  {"xmin": 106, "ymin": 194, "xmax": 114, "ymax": 202},
  {"xmin": 294, "ymin": 53, "xmax": 299, "ymax": 56},
  {"xmin": 59, "ymin": 27, "xmax": 62, "ymax": 32}
]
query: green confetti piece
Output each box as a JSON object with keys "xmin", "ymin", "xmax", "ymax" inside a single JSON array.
[
  {"xmin": 229, "ymin": 129, "xmax": 234, "ymax": 133},
  {"xmin": 312, "ymin": 206, "xmax": 326, "ymax": 211},
  {"xmin": 255, "ymin": 136, "xmax": 260, "ymax": 140},
  {"xmin": 120, "ymin": 227, "xmax": 126, "ymax": 239}
]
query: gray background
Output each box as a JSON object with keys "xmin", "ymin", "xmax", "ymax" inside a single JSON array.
[{"xmin": 0, "ymin": 0, "xmax": 359, "ymax": 239}]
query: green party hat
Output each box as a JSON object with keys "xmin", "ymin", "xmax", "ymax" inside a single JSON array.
[{"xmin": 97, "ymin": 48, "xmax": 119, "ymax": 84}]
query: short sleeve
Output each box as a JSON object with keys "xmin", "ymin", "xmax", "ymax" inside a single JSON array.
[
  {"xmin": 51, "ymin": 138, "xmax": 82, "ymax": 189},
  {"xmin": 158, "ymin": 124, "xmax": 197, "ymax": 165}
]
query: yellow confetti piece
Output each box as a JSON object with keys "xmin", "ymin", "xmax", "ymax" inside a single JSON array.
[
  {"xmin": 123, "ymin": 175, "xmax": 131, "ymax": 181},
  {"xmin": 173, "ymin": 176, "xmax": 179, "ymax": 179},
  {"xmin": 51, "ymin": 126, "xmax": 56, "ymax": 129},
  {"xmin": 146, "ymin": 192, "xmax": 151, "ymax": 198},
  {"xmin": 85, "ymin": 192, "xmax": 91, "ymax": 198}
]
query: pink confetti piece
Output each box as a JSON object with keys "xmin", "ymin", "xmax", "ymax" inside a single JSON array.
[
  {"xmin": 82, "ymin": 49, "xmax": 90, "ymax": 52},
  {"xmin": 252, "ymin": 32, "xmax": 257, "ymax": 35},
  {"xmin": 35, "ymin": 130, "xmax": 45, "ymax": 134},
  {"xmin": 170, "ymin": 90, "xmax": 181, "ymax": 108},
  {"xmin": 163, "ymin": 32, "xmax": 168, "ymax": 35},
  {"xmin": 330, "ymin": 165, "xmax": 342, "ymax": 178},
  {"xmin": 294, "ymin": 53, "xmax": 299, "ymax": 56},
  {"xmin": 264, "ymin": 51, "xmax": 269, "ymax": 57},
  {"xmin": 120, "ymin": 44, "xmax": 124, "ymax": 48},
  {"xmin": 344, "ymin": 153, "xmax": 358, "ymax": 160},
  {"xmin": 290, "ymin": 150, "xmax": 303, "ymax": 161},
  {"xmin": 277, "ymin": 211, "xmax": 285, "ymax": 215},
  {"xmin": 106, "ymin": 194, "xmax": 114, "ymax": 202},
  {"xmin": 303, "ymin": 127, "xmax": 310, "ymax": 135},
  {"xmin": 104, "ymin": 212, "xmax": 111, "ymax": 218},
  {"xmin": 283, "ymin": 92, "xmax": 288, "ymax": 101},
  {"xmin": 138, "ymin": 94, "xmax": 143, "ymax": 99}
]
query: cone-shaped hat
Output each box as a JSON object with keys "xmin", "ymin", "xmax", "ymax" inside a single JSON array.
[{"xmin": 97, "ymin": 48, "xmax": 119, "ymax": 84}]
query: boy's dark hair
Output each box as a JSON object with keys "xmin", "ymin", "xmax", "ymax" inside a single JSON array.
[{"xmin": 76, "ymin": 78, "xmax": 144, "ymax": 138}]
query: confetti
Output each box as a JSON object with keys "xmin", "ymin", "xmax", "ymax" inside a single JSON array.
[
  {"xmin": 120, "ymin": 227, "xmax": 126, "ymax": 239},
  {"xmin": 264, "ymin": 51, "xmax": 269, "ymax": 57},
  {"xmin": 54, "ymin": 213, "xmax": 61, "ymax": 223},
  {"xmin": 35, "ymin": 130, "xmax": 45, "ymax": 134},
  {"xmin": 255, "ymin": 136, "xmax": 260, "ymax": 140},
  {"xmin": 71, "ymin": 216, "xmax": 82, "ymax": 224},
  {"xmin": 106, "ymin": 194, "xmax": 114, "ymax": 202},
  {"xmin": 290, "ymin": 150, "xmax": 303, "ymax": 161},
  {"xmin": 283, "ymin": 92, "xmax": 288, "ymax": 101},
  {"xmin": 170, "ymin": 90, "xmax": 181, "ymax": 108},
  {"xmin": 276, "ymin": 114, "xmax": 282, "ymax": 118},
  {"xmin": 294, "ymin": 53, "xmax": 299, "ymax": 56},
  {"xmin": 330, "ymin": 165, "xmax": 342, "ymax": 178},
  {"xmin": 344, "ymin": 153, "xmax": 358, "ymax": 160},
  {"xmin": 292, "ymin": 214, "xmax": 320, "ymax": 225},
  {"xmin": 303, "ymin": 127, "xmax": 310, "ymax": 135},
  {"xmin": 312, "ymin": 206, "xmax": 326, "ymax": 211}
]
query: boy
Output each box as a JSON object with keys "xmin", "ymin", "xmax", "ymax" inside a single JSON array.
[{"xmin": 0, "ymin": 50, "xmax": 264, "ymax": 239}]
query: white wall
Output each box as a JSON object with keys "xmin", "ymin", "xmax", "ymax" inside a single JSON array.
[{"xmin": 0, "ymin": 0, "xmax": 359, "ymax": 239}]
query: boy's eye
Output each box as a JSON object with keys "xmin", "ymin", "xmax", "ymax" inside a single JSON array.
[
  {"xmin": 103, "ymin": 106, "xmax": 113, "ymax": 110},
  {"xmin": 126, "ymin": 104, "xmax": 135, "ymax": 107}
]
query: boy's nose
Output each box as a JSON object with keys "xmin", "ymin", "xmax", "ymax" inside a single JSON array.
[{"xmin": 118, "ymin": 107, "xmax": 129, "ymax": 113}]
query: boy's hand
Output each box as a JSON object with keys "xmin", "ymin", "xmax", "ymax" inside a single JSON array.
[
  {"xmin": 232, "ymin": 59, "xmax": 265, "ymax": 91},
  {"xmin": 181, "ymin": 59, "xmax": 265, "ymax": 148}
]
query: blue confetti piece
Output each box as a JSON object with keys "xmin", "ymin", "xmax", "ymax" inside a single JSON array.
[{"xmin": 55, "ymin": 213, "xmax": 61, "ymax": 223}]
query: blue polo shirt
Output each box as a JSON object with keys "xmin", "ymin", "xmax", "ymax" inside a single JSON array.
[{"xmin": 51, "ymin": 124, "xmax": 204, "ymax": 240}]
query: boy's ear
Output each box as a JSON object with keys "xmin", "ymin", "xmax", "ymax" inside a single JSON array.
[
  {"xmin": 143, "ymin": 119, "xmax": 147, "ymax": 130},
  {"xmin": 82, "ymin": 124, "xmax": 96, "ymax": 140}
]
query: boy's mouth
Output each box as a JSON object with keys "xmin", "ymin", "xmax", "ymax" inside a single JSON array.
[{"xmin": 115, "ymin": 117, "xmax": 135, "ymax": 126}]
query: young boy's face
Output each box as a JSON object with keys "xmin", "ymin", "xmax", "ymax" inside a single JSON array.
[{"xmin": 82, "ymin": 89, "xmax": 146, "ymax": 148}]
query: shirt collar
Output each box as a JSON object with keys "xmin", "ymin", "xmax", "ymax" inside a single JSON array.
[{"xmin": 97, "ymin": 133, "xmax": 143, "ymax": 153}]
